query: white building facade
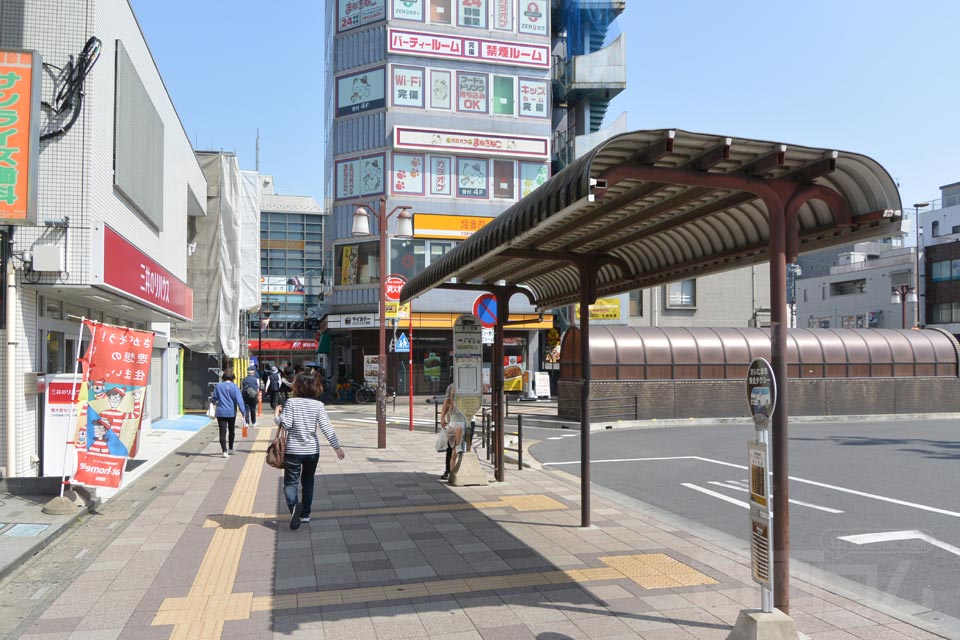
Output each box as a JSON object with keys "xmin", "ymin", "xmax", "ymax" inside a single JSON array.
[{"xmin": 0, "ymin": 0, "xmax": 205, "ymax": 477}]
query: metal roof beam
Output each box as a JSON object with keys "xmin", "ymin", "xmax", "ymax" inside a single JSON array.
[
  {"xmin": 692, "ymin": 138, "xmax": 732, "ymax": 171},
  {"xmin": 741, "ymin": 145, "xmax": 786, "ymax": 177},
  {"xmin": 637, "ymin": 131, "xmax": 676, "ymax": 165},
  {"xmin": 788, "ymin": 151, "xmax": 838, "ymax": 183}
]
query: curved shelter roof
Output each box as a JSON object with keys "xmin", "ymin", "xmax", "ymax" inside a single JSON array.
[
  {"xmin": 401, "ymin": 129, "xmax": 902, "ymax": 308},
  {"xmin": 559, "ymin": 327, "xmax": 960, "ymax": 381}
]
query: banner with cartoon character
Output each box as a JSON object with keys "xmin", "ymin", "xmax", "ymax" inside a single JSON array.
[{"xmin": 72, "ymin": 320, "xmax": 154, "ymax": 489}]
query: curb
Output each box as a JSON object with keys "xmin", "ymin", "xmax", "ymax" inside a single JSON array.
[{"xmin": 0, "ymin": 501, "xmax": 92, "ymax": 584}]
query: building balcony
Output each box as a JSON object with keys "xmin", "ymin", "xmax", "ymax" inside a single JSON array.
[
  {"xmin": 553, "ymin": 112, "xmax": 627, "ymax": 169},
  {"xmin": 552, "ymin": 33, "xmax": 626, "ymax": 104}
]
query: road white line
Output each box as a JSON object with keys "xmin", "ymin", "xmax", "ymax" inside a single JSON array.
[
  {"xmin": 547, "ymin": 437, "xmax": 566, "ymax": 440},
  {"xmin": 706, "ymin": 481, "xmax": 844, "ymax": 514},
  {"xmin": 681, "ymin": 483, "xmax": 750, "ymax": 509},
  {"xmin": 344, "ymin": 417, "xmax": 434, "ymax": 425},
  {"xmin": 544, "ymin": 454, "xmax": 960, "ymax": 518},
  {"xmin": 839, "ymin": 530, "xmax": 960, "ymax": 558}
]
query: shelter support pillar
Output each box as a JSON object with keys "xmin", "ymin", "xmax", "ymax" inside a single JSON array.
[
  {"xmin": 578, "ymin": 272, "xmax": 593, "ymax": 528},
  {"xmin": 766, "ymin": 194, "xmax": 790, "ymax": 614},
  {"xmin": 493, "ymin": 289, "xmax": 511, "ymax": 483}
]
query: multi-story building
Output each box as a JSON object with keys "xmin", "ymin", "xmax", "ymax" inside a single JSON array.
[
  {"xmin": 325, "ymin": 0, "xmax": 628, "ymax": 392},
  {"xmin": 795, "ymin": 241, "xmax": 917, "ymax": 330},
  {"xmin": 0, "ymin": 0, "xmax": 204, "ymax": 477},
  {"xmin": 250, "ymin": 175, "xmax": 327, "ymax": 371},
  {"xmin": 921, "ymin": 182, "xmax": 960, "ymax": 336}
]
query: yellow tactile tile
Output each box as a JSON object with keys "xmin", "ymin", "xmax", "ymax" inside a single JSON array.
[
  {"xmin": 297, "ymin": 591, "xmax": 344, "ymax": 607},
  {"xmin": 600, "ymin": 553, "xmax": 717, "ymax": 589},
  {"xmin": 424, "ymin": 578, "xmax": 470, "ymax": 595},
  {"xmin": 340, "ymin": 586, "xmax": 387, "ymax": 604}
]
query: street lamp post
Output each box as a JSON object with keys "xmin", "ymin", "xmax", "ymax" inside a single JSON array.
[
  {"xmin": 913, "ymin": 202, "xmax": 929, "ymax": 327},
  {"xmin": 890, "ymin": 285, "xmax": 918, "ymax": 329},
  {"xmin": 353, "ymin": 199, "xmax": 413, "ymax": 449}
]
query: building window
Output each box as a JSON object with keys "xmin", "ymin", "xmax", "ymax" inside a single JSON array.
[
  {"xmin": 933, "ymin": 303, "xmax": 960, "ymax": 324},
  {"xmin": 932, "ymin": 221, "xmax": 939, "ymax": 237},
  {"xmin": 829, "ymin": 279, "xmax": 866, "ymax": 296},
  {"xmin": 629, "ymin": 290, "xmax": 642, "ymax": 316},
  {"xmin": 389, "ymin": 238, "xmax": 459, "ymax": 282},
  {"xmin": 335, "ymin": 241, "xmax": 380, "ymax": 285},
  {"xmin": 665, "ymin": 280, "xmax": 696, "ymax": 308}
]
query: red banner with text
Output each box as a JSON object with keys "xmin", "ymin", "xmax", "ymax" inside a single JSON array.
[{"xmin": 71, "ymin": 321, "xmax": 154, "ymax": 489}]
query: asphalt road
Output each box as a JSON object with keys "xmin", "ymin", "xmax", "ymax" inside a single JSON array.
[{"xmin": 528, "ymin": 419, "xmax": 960, "ymax": 625}]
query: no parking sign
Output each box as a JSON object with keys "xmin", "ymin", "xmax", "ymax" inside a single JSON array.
[{"xmin": 473, "ymin": 294, "xmax": 497, "ymax": 328}]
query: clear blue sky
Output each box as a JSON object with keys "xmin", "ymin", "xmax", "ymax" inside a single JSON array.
[{"xmin": 132, "ymin": 0, "xmax": 958, "ymax": 210}]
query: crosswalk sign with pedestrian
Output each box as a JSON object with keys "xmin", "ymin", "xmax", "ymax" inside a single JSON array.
[{"xmin": 395, "ymin": 332, "xmax": 410, "ymax": 352}]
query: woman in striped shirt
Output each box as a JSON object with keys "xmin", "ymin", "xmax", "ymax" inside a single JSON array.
[{"xmin": 276, "ymin": 373, "xmax": 345, "ymax": 530}]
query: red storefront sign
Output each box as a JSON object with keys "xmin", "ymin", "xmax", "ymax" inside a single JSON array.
[
  {"xmin": 249, "ymin": 339, "xmax": 319, "ymax": 351},
  {"xmin": 47, "ymin": 381, "xmax": 81, "ymax": 404},
  {"xmin": 94, "ymin": 224, "xmax": 193, "ymax": 321}
]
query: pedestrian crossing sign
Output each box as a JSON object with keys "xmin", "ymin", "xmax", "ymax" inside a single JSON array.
[{"xmin": 395, "ymin": 332, "xmax": 410, "ymax": 352}]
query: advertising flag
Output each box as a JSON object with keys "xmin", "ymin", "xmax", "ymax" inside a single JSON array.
[{"xmin": 71, "ymin": 320, "xmax": 154, "ymax": 489}]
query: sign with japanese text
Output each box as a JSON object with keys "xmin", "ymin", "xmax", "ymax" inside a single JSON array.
[
  {"xmin": 395, "ymin": 126, "xmax": 549, "ymax": 158},
  {"xmin": 429, "ymin": 155, "xmax": 453, "ymax": 195},
  {"xmin": 457, "ymin": 157, "xmax": 488, "ymax": 198},
  {"xmin": 453, "ymin": 314, "xmax": 483, "ymax": 419},
  {"xmin": 386, "ymin": 301, "xmax": 411, "ymax": 319},
  {"xmin": 71, "ymin": 321, "xmax": 155, "ymax": 488},
  {"xmin": 391, "ymin": 153, "xmax": 424, "ymax": 194},
  {"xmin": 494, "ymin": 0, "xmax": 513, "ymax": 30},
  {"xmin": 392, "ymin": 0, "xmax": 424, "ymax": 20},
  {"xmin": 519, "ymin": 162, "xmax": 549, "ymax": 196},
  {"xmin": 246, "ymin": 339, "xmax": 318, "ymax": 351},
  {"xmin": 415, "ymin": 213, "xmax": 493, "ymax": 239},
  {"xmin": 336, "ymin": 67, "xmax": 386, "ymax": 117},
  {"xmin": 519, "ymin": 78, "xmax": 548, "ymax": 118},
  {"xmin": 42, "ymin": 376, "xmax": 82, "ymax": 477},
  {"xmin": 363, "ymin": 355, "xmax": 379, "ymax": 385},
  {"xmin": 0, "ymin": 49, "xmax": 40, "ymax": 225},
  {"xmin": 457, "ymin": 0, "xmax": 487, "ymax": 28},
  {"xmin": 93, "ymin": 224, "xmax": 193, "ymax": 321},
  {"xmin": 388, "ymin": 28, "xmax": 550, "ymax": 69},
  {"xmin": 518, "ymin": 0, "xmax": 547, "ymax": 35},
  {"xmin": 338, "ymin": 0, "xmax": 386, "ymax": 32},
  {"xmin": 457, "ymin": 72, "xmax": 487, "ymax": 113},
  {"xmin": 384, "ymin": 274, "xmax": 407, "ymax": 302},
  {"xmin": 574, "ymin": 297, "xmax": 622, "ymax": 321},
  {"xmin": 746, "ymin": 357, "xmax": 776, "ymax": 423},
  {"xmin": 335, "ymin": 153, "xmax": 385, "ymax": 201},
  {"xmin": 430, "ymin": 70, "xmax": 452, "ymax": 109},
  {"xmin": 391, "ymin": 65, "xmax": 424, "ymax": 108}
]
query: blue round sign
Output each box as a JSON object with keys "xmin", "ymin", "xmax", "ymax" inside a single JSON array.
[{"xmin": 473, "ymin": 294, "xmax": 497, "ymax": 328}]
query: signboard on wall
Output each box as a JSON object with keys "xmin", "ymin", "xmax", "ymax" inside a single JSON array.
[
  {"xmin": 394, "ymin": 126, "xmax": 549, "ymax": 158},
  {"xmin": 392, "ymin": 0, "xmax": 424, "ymax": 20},
  {"xmin": 336, "ymin": 67, "xmax": 386, "ymax": 116},
  {"xmin": 335, "ymin": 153, "xmax": 386, "ymax": 201},
  {"xmin": 519, "ymin": 78, "xmax": 548, "ymax": 118},
  {"xmin": 391, "ymin": 153, "xmax": 425, "ymax": 194},
  {"xmin": 429, "ymin": 155, "xmax": 453, "ymax": 195},
  {"xmin": 518, "ymin": 0, "xmax": 548, "ymax": 35},
  {"xmin": 430, "ymin": 70, "xmax": 452, "ymax": 109},
  {"xmin": 42, "ymin": 375, "xmax": 81, "ymax": 477},
  {"xmin": 92, "ymin": 224, "xmax": 193, "ymax": 321},
  {"xmin": 457, "ymin": 157, "xmax": 488, "ymax": 198},
  {"xmin": 391, "ymin": 65, "xmax": 425, "ymax": 108},
  {"xmin": 338, "ymin": 0, "xmax": 386, "ymax": 31},
  {"xmin": 457, "ymin": 0, "xmax": 487, "ymax": 28},
  {"xmin": 0, "ymin": 50, "xmax": 40, "ymax": 225},
  {"xmin": 414, "ymin": 213, "xmax": 494, "ymax": 239},
  {"xmin": 574, "ymin": 297, "xmax": 622, "ymax": 321},
  {"xmin": 519, "ymin": 162, "xmax": 549, "ymax": 196},
  {"xmin": 494, "ymin": 0, "xmax": 513, "ymax": 30},
  {"xmin": 457, "ymin": 72, "xmax": 488, "ymax": 113},
  {"xmin": 388, "ymin": 28, "xmax": 550, "ymax": 68}
]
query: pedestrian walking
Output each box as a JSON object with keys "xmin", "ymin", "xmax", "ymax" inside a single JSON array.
[
  {"xmin": 439, "ymin": 383, "xmax": 464, "ymax": 480},
  {"xmin": 276, "ymin": 372, "xmax": 345, "ymax": 530},
  {"xmin": 265, "ymin": 366, "xmax": 282, "ymax": 409},
  {"xmin": 211, "ymin": 371, "xmax": 246, "ymax": 458},
  {"xmin": 279, "ymin": 366, "xmax": 295, "ymax": 404},
  {"xmin": 240, "ymin": 366, "xmax": 261, "ymax": 427}
]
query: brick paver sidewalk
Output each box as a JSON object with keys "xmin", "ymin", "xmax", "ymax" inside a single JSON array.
[{"xmin": 12, "ymin": 418, "xmax": 950, "ymax": 640}]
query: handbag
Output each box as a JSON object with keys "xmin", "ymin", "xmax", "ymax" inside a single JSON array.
[
  {"xmin": 265, "ymin": 425, "xmax": 287, "ymax": 469},
  {"xmin": 206, "ymin": 401, "xmax": 217, "ymax": 419},
  {"xmin": 435, "ymin": 428, "xmax": 448, "ymax": 453}
]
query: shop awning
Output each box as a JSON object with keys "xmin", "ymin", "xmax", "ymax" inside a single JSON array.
[
  {"xmin": 317, "ymin": 332, "xmax": 332, "ymax": 354},
  {"xmin": 401, "ymin": 128, "xmax": 902, "ymax": 308}
]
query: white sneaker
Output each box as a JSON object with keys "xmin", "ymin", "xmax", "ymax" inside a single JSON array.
[
  {"xmin": 222, "ymin": 451, "xmax": 229, "ymax": 458},
  {"xmin": 300, "ymin": 517, "xmax": 311, "ymax": 523}
]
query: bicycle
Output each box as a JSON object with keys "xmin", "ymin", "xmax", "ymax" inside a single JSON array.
[{"xmin": 351, "ymin": 380, "xmax": 376, "ymax": 404}]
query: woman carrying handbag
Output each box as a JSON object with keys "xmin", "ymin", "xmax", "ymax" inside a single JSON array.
[{"xmin": 276, "ymin": 373, "xmax": 345, "ymax": 530}]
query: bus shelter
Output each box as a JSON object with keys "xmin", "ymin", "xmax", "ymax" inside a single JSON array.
[{"xmin": 400, "ymin": 128, "xmax": 902, "ymax": 612}]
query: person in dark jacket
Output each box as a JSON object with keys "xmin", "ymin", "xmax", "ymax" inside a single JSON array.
[
  {"xmin": 265, "ymin": 366, "xmax": 282, "ymax": 409},
  {"xmin": 240, "ymin": 366, "xmax": 261, "ymax": 427},
  {"xmin": 211, "ymin": 371, "xmax": 246, "ymax": 458}
]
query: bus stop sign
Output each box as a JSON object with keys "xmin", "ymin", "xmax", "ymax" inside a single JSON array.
[{"xmin": 746, "ymin": 357, "xmax": 776, "ymax": 422}]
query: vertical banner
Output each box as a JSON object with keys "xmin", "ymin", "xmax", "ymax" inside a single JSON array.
[
  {"xmin": 503, "ymin": 355, "xmax": 525, "ymax": 392},
  {"xmin": 453, "ymin": 314, "xmax": 483, "ymax": 421},
  {"xmin": 72, "ymin": 321, "xmax": 154, "ymax": 489},
  {"xmin": 0, "ymin": 49, "xmax": 40, "ymax": 225},
  {"xmin": 429, "ymin": 155, "xmax": 453, "ymax": 195},
  {"xmin": 493, "ymin": 0, "xmax": 513, "ymax": 30}
]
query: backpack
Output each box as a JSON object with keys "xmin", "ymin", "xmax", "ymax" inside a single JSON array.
[
  {"xmin": 244, "ymin": 384, "xmax": 259, "ymax": 400},
  {"xmin": 269, "ymin": 372, "xmax": 281, "ymax": 392}
]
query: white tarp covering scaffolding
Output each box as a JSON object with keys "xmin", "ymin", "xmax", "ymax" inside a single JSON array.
[
  {"xmin": 173, "ymin": 153, "xmax": 250, "ymax": 356},
  {"xmin": 239, "ymin": 170, "xmax": 262, "ymax": 312}
]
